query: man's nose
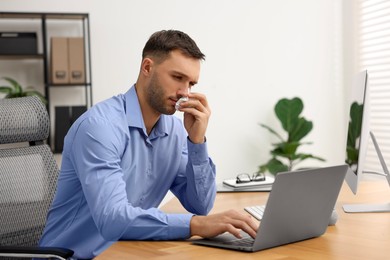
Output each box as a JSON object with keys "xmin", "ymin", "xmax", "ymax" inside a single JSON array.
[{"xmin": 177, "ymin": 87, "xmax": 190, "ymax": 97}]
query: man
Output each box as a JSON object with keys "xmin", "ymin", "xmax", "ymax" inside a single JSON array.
[{"xmin": 39, "ymin": 30, "xmax": 257, "ymax": 259}]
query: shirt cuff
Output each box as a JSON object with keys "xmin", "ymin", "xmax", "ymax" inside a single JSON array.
[
  {"xmin": 167, "ymin": 213, "xmax": 193, "ymax": 239},
  {"xmin": 187, "ymin": 137, "xmax": 209, "ymax": 165}
]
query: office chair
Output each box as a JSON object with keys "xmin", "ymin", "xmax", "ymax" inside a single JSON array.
[{"xmin": 0, "ymin": 96, "xmax": 73, "ymax": 260}]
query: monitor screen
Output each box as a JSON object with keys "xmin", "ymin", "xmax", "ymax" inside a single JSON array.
[
  {"xmin": 343, "ymin": 70, "xmax": 390, "ymax": 213},
  {"xmin": 344, "ymin": 70, "xmax": 370, "ymax": 195}
]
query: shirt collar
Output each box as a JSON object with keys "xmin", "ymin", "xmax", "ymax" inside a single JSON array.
[{"xmin": 124, "ymin": 85, "xmax": 168, "ymax": 138}]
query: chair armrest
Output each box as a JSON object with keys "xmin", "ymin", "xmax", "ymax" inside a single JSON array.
[{"xmin": 0, "ymin": 246, "xmax": 74, "ymax": 260}]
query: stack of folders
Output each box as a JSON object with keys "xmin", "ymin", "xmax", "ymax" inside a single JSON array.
[{"xmin": 219, "ymin": 175, "xmax": 275, "ymax": 192}]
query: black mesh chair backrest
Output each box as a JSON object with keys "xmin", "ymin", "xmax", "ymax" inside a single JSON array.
[{"xmin": 0, "ymin": 96, "xmax": 59, "ymax": 250}]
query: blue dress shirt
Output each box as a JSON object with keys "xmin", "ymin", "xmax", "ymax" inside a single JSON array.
[{"xmin": 39, "ymin": 86, "xmax": 216, "ymax": 259}]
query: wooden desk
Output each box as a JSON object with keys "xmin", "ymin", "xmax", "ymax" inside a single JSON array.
[{"xmin": 96, "ymin": 181, "xmax": 390, "ymax": 260}]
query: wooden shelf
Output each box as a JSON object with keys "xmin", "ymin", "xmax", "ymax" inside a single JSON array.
[
  {"xmin": 0, "ymin": 54, "xmax": 44, "ymax": 60},
  {"xmin": 47, "ymin": 83, "xmax": 92, "ymax": 88},
  {"xmin": 0, "ymin": 12, "xmax": 88, "ymax": 20}
]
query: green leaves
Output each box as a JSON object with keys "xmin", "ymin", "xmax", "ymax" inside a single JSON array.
[
  {"xmin": 258, "ymin": 97, "xmax": 325, "ymax": 174},
  {"xmin": 259, "ymin": 158, "xmax": 289, "ymax": 175},
  {"xmin": 274, "ymin": 97, "xmax": 313, "ymax": 142},
  {"xmin": 275, "ymin": 97, "xmax": 303, "ymax": 133},
  {"xmin": 0, "ymin": 77, "xmax": 22, "ymax": 97},
  {"xmin": 0, "ymin": 77, "xmax": 47, "ymax": 104}
]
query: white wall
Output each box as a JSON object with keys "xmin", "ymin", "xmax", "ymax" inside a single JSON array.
[{"xmin": 0, "ymin": 0, "xmax": 346, "ymax": 184}]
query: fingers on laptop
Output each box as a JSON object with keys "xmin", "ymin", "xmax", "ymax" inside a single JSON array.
[
  {"xmin": 223, "ymin": 210, "xmax": 259, "ymax": 239},
  {"xmin": 190, "ymin": 210, "xmax": 258, "ymax": 239}
]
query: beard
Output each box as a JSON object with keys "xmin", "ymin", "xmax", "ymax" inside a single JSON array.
[{"xmin": 146, "ymin": 72, "xmax": 176, "ymax": 115}]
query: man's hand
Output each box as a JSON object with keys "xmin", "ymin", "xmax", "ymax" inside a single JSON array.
[
  {"xmin": 179, "ymin": 92, "xmax": 210, "ymax": 144},
  {"xmin": 190, "ymin": 210, "xmax": 259, "ymax": 239}
]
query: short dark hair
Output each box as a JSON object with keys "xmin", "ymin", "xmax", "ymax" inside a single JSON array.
[{"xmin": 142, "ymin": 30, "xmax": 205, "ymax": 63}]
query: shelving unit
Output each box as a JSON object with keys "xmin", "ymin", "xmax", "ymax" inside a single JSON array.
[{"xmin": 0, "ymin": 12, "xmax": 92, "ymax": 152}]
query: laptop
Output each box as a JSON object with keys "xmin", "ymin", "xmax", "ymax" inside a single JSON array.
[{"xmin": 193, "ymin": 165, "xmax": 348, "ymax": 252}]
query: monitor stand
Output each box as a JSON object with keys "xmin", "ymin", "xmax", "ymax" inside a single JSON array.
[
  {"xmin": 343, "ymin": 203, "xmax": 390, "ymax": 213},
  {"xmin": 343, "ymin": 131, "xmax": 390, "ymax": 213}
]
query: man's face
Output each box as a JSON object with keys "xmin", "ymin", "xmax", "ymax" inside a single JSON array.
[{"xmin": 145, "ymin": 50, "xmax": 201, "ymax": 115}]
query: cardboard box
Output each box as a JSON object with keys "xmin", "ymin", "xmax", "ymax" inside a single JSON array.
[
  {"xmin": 68, "ymin": 37, "xmax": 86, "ymax": 84},
  {"xmin": 51, "ymin": 37, "xmax": 69, "ymax": 84}
]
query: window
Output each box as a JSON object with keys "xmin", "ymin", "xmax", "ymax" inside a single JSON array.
[{"xmin": 358, "ymin": 0, "xmax": 390, "ymax": 173}]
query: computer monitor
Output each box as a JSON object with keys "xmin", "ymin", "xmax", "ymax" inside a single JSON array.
[{"xmin": 343, "ymin": 70, "xmax": 390, "ymax": 213}]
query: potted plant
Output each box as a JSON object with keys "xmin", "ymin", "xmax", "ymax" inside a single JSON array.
[
  {"xmin": 0, "ymin": 77, "xmax": 47, "ymax": 104},
  {"xmin": 258, "ymin": 97, "xmax": 325, "ymax": 175}
]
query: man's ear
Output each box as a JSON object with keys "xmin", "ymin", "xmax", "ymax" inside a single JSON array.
[{"xmin": 141, "ymin": 58, "xmax": 153, "ymax": 76}]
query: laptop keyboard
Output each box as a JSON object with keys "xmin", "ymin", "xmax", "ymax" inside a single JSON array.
[
  {"xmin": 244, "ymin": 205, "xmax": 265, "ymax": 221},
  {"xmin": 215, "ymin": 232, "xmax": 255, "ymax": 246},
  {"xmin": 227, "ymin": 237, "xmax": 254, "ymax": 246}
]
